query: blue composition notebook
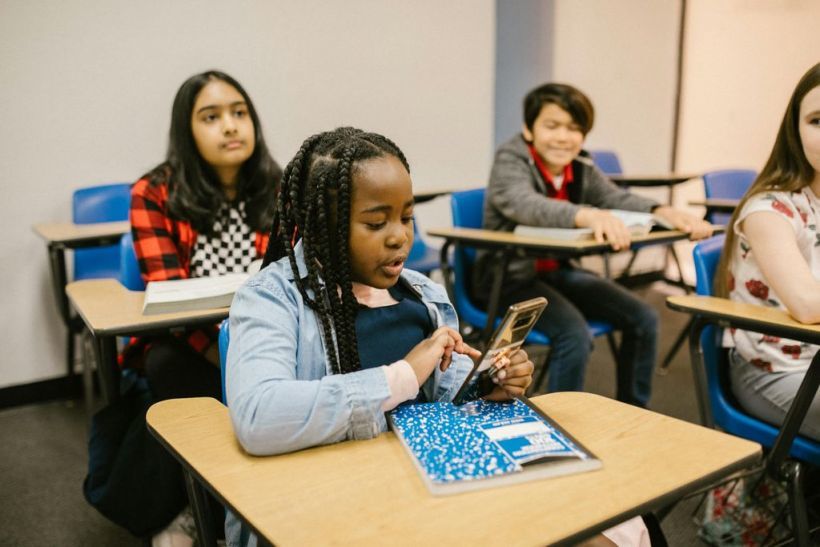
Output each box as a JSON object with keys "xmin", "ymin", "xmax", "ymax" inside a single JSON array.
[{"xmin": 387, "ymin": 398, "xmax": 601, "ymax": 495}]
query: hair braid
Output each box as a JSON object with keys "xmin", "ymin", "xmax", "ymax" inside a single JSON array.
[{"xmin": 262, "ymin": 127, "xmax": 410, "ymax": 376}]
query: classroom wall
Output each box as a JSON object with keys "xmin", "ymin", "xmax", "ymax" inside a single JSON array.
[
  {"xmin": 676, "ymin": 0, "xmax": 820, "ymax": 173},
  {"xmin": 0, "ymin": 0, "xmax": 495, "ymax": 389}
]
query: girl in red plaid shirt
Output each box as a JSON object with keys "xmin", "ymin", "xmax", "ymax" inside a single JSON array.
[{"xmin": 126, "ymin": 70, "xmax": 281, "ymax": 545}]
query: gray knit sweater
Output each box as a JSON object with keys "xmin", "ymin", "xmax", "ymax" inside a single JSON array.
[{"xmin": 475, "ymin": 134, "xmax": 659, "ymax": 289}]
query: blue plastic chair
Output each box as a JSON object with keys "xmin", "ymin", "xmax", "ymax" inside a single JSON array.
[
  {"xmin": 406, "ymin": 220, "xmax": 440, "ymax": 275},
  {"xmin": 72, "ymin": 183, "xmax": 132, "ymax": 281},
  {"xmin": 692, "ymin": 235, "xmax": 820, "ymax": 465},
  {"xmin": 588, "ymin": 150, "xmax": 623, "ymax": 175},
  {"xmin": 702, "ymin": 169, "xmax": 756, "ymax": 225},
  {"xmin": 449, "ymin": 189, "xmax": 618, "ymax": 391},
  {"xmin": 218, "ymin": 321, "xmax": 230, "ymax": 404},
  {"xmin": 118, "ymin": 231, "xmax": 145, "ymax": 291}
]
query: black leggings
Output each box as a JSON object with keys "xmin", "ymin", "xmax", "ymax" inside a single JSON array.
[{"xmin": 143, "ymin": 336, "xmax": 222, "ymax": 402}]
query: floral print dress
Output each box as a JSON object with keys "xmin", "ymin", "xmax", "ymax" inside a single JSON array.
[{"xmin": 725, "ymin": 188, "xmax": 820, "ymax": 373}]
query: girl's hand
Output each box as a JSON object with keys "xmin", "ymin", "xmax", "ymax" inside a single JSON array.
[
  {"xmin": 404, "ymin": 327, "xmax": 481, "ymax": 387},
  {"xmin": 653, "ymin": 206, "xmax": 714, "ymax": 240},
  {"xmin": 483, "ymin": 348, "xmax": 534, "ymax": 401},
  {"xmin": 574, "ymin": 208, "xmax": 632, "ymax": 250}
]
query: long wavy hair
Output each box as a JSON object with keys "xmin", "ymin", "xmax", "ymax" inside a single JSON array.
[
  {"xmin": 716, "ymin": 62, "xmax": 820, "ymax": 296},
  {"xmin": 262, "ymin": 127, "xmax": 409, "ymax": 375},
  {"xmin": 144, "ymin": 70, "xmax": 282, "ymax": 234}
]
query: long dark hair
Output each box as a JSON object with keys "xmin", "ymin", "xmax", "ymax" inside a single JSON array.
[
  {"xmin": 144, "ymin": 70, "xmax": 282, "ymax": 234},
  {"xmin": 263, "ymin": 127, "xmax": 409, "ymax": 375},
  {"xmin": 716, "ymin": 62, "xmax": 820, "ymax": 296}
]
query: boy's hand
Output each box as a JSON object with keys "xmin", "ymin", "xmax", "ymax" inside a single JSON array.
[
  {"xmin": 483, "ymin": 348, "xmax": 534, "ymax": 401},
  {"xmin": 404, "ymin": 326, "xmax": 481, "ymax": 387},
  {"xmin": 574, "ymin": 208, "xmax": 632, "ymax": 250},
  {"xmin": 653, "ymin": 206, "xmax": 714, "ymax": 240}
]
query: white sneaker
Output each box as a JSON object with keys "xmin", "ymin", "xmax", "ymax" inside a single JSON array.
[{"xmin": 152, "ymin": 506, "xmax": 196, "ymax": 547}]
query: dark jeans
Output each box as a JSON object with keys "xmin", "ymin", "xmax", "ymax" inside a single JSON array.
[{"xmin": 496, "ymin": 268, "xmax": 658, "ymax": 406}]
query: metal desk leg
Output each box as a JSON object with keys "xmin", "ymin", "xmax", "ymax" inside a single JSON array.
[
  {"xmin": 439, "ymin": 241, "xmax": 454, "ymax": 301},
  {"xmin": 184, "ymin": 470, "xmax": 218, "ymax": 547},
  {"xmin": 46, "ymin": 244, "xmax": 77, "ymax": 377},
  {"xmin": 482, "ymin": 250, "xmax": 511, "ymax": 343},
  {"xmin": 687, "ymin": 316, "xmax": 713, "ymax": 428},
  {"xmin": 93, "ymin": 335, "xmax": 120, "ymax": 403}
]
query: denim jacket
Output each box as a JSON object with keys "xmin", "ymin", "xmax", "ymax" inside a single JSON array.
[
  {"xmin": 226, "ymin": 242, "xmax": 473, "ymax": 455},
  {"xmin": 225, "ymin": 243, "xmax": 474, "ymax": 546}
]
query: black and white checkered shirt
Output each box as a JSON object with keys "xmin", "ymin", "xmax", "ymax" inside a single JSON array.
[{"xmin": 190, "ymin": 201, "xmax": 256, "ymax": 278}]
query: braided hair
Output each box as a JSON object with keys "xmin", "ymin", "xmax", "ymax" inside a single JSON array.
[{"xmin": 263, "ymin": 127, "xmax": 409, "ymax": 375}]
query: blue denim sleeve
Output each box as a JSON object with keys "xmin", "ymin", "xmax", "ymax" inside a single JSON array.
[{"xmin": 226, "ymin": 275, "xmax": 392, "ymax": 456}]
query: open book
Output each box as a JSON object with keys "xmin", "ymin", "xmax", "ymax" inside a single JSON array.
[
  {"xmin": 142, "ymin": 260, "xmax": 261, "ymax": 315},
  {"xmin": 514, "ymin": 209, "xmax": 672, "ymax": 241},
  {"xmin": 388, "ymin": 398, "xmax": 600, "ymax": 495}
]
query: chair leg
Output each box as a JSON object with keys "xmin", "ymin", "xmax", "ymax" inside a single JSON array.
[
  {"xmin": 605, "ymin": 332, "xmax": 620, "ymax": 364},
  {"xmin": 66, "ymin": 329, "xmax": 76, "ymax": 378},
  {"xmin": 782, "ymin": 461, "xmax": 811, "ymax": 546},
  {"xmin": 81, "ymin": 330, "xmax": 96, "ymax": 416},
  {"xmin": 184, "ymin": 469, "xmax": 218, "ymax": 547},
  {"xmin": 657, "ymin": 316, "xmax": 693, "ymax": 375}
]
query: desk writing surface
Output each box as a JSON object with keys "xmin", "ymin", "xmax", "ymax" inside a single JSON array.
[
  {"xmin": 610, "ymin": 173, "xmax": 698, "ymax": 187},
  {"xmin": 147, "ymin": 393, "xmax": 760, "ymax": 546},
  {"xmin": 66, "ymin": 279, "xmax": 228, "ymax": 336},
  {"xmin": 667, "ymin": 295, "xmax": 820, "ymax": 345},
  {"xmin": 427, "ymin": 226, "xmax": 694, "ymax": 254},
  {"xmin": 32, "ymin": 221, "xmax": 130, "ymax": 245}
]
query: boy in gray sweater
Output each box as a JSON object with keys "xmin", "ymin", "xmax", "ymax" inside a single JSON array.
[{"xmin": 475, "ymin": 82, "xmax": 712, "ymax": 406}]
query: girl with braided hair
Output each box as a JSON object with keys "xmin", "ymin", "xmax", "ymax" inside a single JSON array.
[
  {"xmin": 224, "ymin": 127, "xmax": 657, "ymax": 547},
  {"xmin": 227, "ymin": 126, "xmax": 534, "ymax": 458}
]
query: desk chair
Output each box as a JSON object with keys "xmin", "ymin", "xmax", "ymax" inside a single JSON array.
[
  {"xmin": 70, "ymin": 183, "xmax": 131, "ymax": 388},
  {"xmin": 660, "ymin": 170, "xmax": 757, "ymax": 371},
  {"xmin": 588, "ymin": 150, "xmax": 623, "ymax": 176},
  {"xmin": 691, "ymin": 235, "xmax": 819, "ymax": 541},
  {"xmin": 703, "ymin": 169, "xmax": 756, "ymax": 225},
  {"xmin": 449, "ymin": 189, "xmax": 619, "ymax": 392},
  {"xmin": 118, "ymin": 231, "xmax": 145, "ymax": 291},
  {"xmin": 406, "ymin": 220, "xmax": 440, "ymax": 276}
]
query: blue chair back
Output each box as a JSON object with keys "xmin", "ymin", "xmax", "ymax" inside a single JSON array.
[
  {"xmin": 219, "ymin": 321, "xmax": 230, "ymax": 404},
  {"xmin": 406, "ymin": 219, "xmax": 440, "ymax": 275},
  {"xmin": 702, "ymin": 169, "xmax": 756, "ymax": 225},
  {"xmin": 588, "ymin": 150, "xmax": 623, "ymax": 175},
  {"xmin": 693, "ymin": 235, "xmax": 820, "ymax": 464},
  {"xmin": 72, "ymin": 183, "xmax": 132, "ymax": 281},
  {"xmin": 450, "ymin": 189, "xmax": 549, "ymax": 344},
  {"xmin": 118, "ymin": 231, "xmax": 145, "ymax": 291}
]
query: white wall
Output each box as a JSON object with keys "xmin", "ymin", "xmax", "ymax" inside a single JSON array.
[
  {"xmin": 0, "ymin": 0, "xmax": 495, "ymax": 388},
  {"xmin": 552, "ymin": 0, "xmax": 681, "ymax": 174},
  {"xmin": 676, "ymin": 0, "xmax": 820, "ymax": 172}
]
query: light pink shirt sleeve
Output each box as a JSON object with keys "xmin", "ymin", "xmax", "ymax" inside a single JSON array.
[{"xmin": 380, "ymin": 360, "xmax": 420, "ymax": 411}]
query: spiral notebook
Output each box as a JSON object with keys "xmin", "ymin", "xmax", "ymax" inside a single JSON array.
[{"xmin": 387, "ymin": 398, "xmax": 601, "ymax": 495}]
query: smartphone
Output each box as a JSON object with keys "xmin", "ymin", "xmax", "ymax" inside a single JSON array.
[{"xmin": 452, "ymin": 296, "xmax": 547, "ymax": 405}]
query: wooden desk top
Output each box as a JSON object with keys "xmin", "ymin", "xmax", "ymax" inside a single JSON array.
[
  {"xmin": 66, "ymin": 279, "xmax": 228, "ymax": 336},
  {"xmin": 688, "ymin": 198, "xmax": 740, "ymax": 212},
  {"xmin": 667, "ymin": 295, "xmax": 820, "ymax": 345},
  {"xmin": 32, "ymin": 221, "xmax": 130, "ymax": 246},
  {"xmin": 427, "ymin": 226, "xmax": 696, "ymax": 255},
  {"xmin": 610, "ymin": 173, "xmax": 698, "ymax": 187},
  {"xmin": 147, "ymin": 394, "xmax": 760, "ymax": 546}
]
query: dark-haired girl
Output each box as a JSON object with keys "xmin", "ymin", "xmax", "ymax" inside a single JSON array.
[
  {"xmin": 225, "ymin": 127, "xmax": 536, "ymax": 546},
  {"xmin": 126, "ymin": 70, "xmax": 281, "ymax": 546},
  {"xmin": 716, "ymin": 62, "xmax": 820, "ymax": 441}
]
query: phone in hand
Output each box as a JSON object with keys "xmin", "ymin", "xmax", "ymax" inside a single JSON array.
[{"xmin": 452, "ymin": 297, "xmax": 547, "ymax": 405}]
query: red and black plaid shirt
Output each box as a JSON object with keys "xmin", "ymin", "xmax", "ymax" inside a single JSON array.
[{"xmin": 122, "ymin": 178, "xmax": 269, "ymax": 367}]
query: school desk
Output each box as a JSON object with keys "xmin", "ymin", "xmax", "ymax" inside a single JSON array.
[
  {"xmin": 33, "ymin": 221, "xmax": 130, "ymax": 377},
  {"xmin": 65, "ymin": 278, "xmax": 228, "ymax": 403},
  {"xmin": 146, "ymin": 392, "xmax": 760, "ymax": 547},
  {"xmin": 688, "ymin": 198, "xmax": 740, "ymax": 215},
  {"xmin": 413, "ymin": 187, "xmax": 456, "ymax": 204},
  {"xmin": 426, "ymin": 226, "xmax": 701, "ymax": 343},
  {"xmin": 610, "ymin": 173, "xmax": 698, "ymax": 204},
  {"xmin": 666, "ymin": 295, "xmax": 820, "ymax": 543}
]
